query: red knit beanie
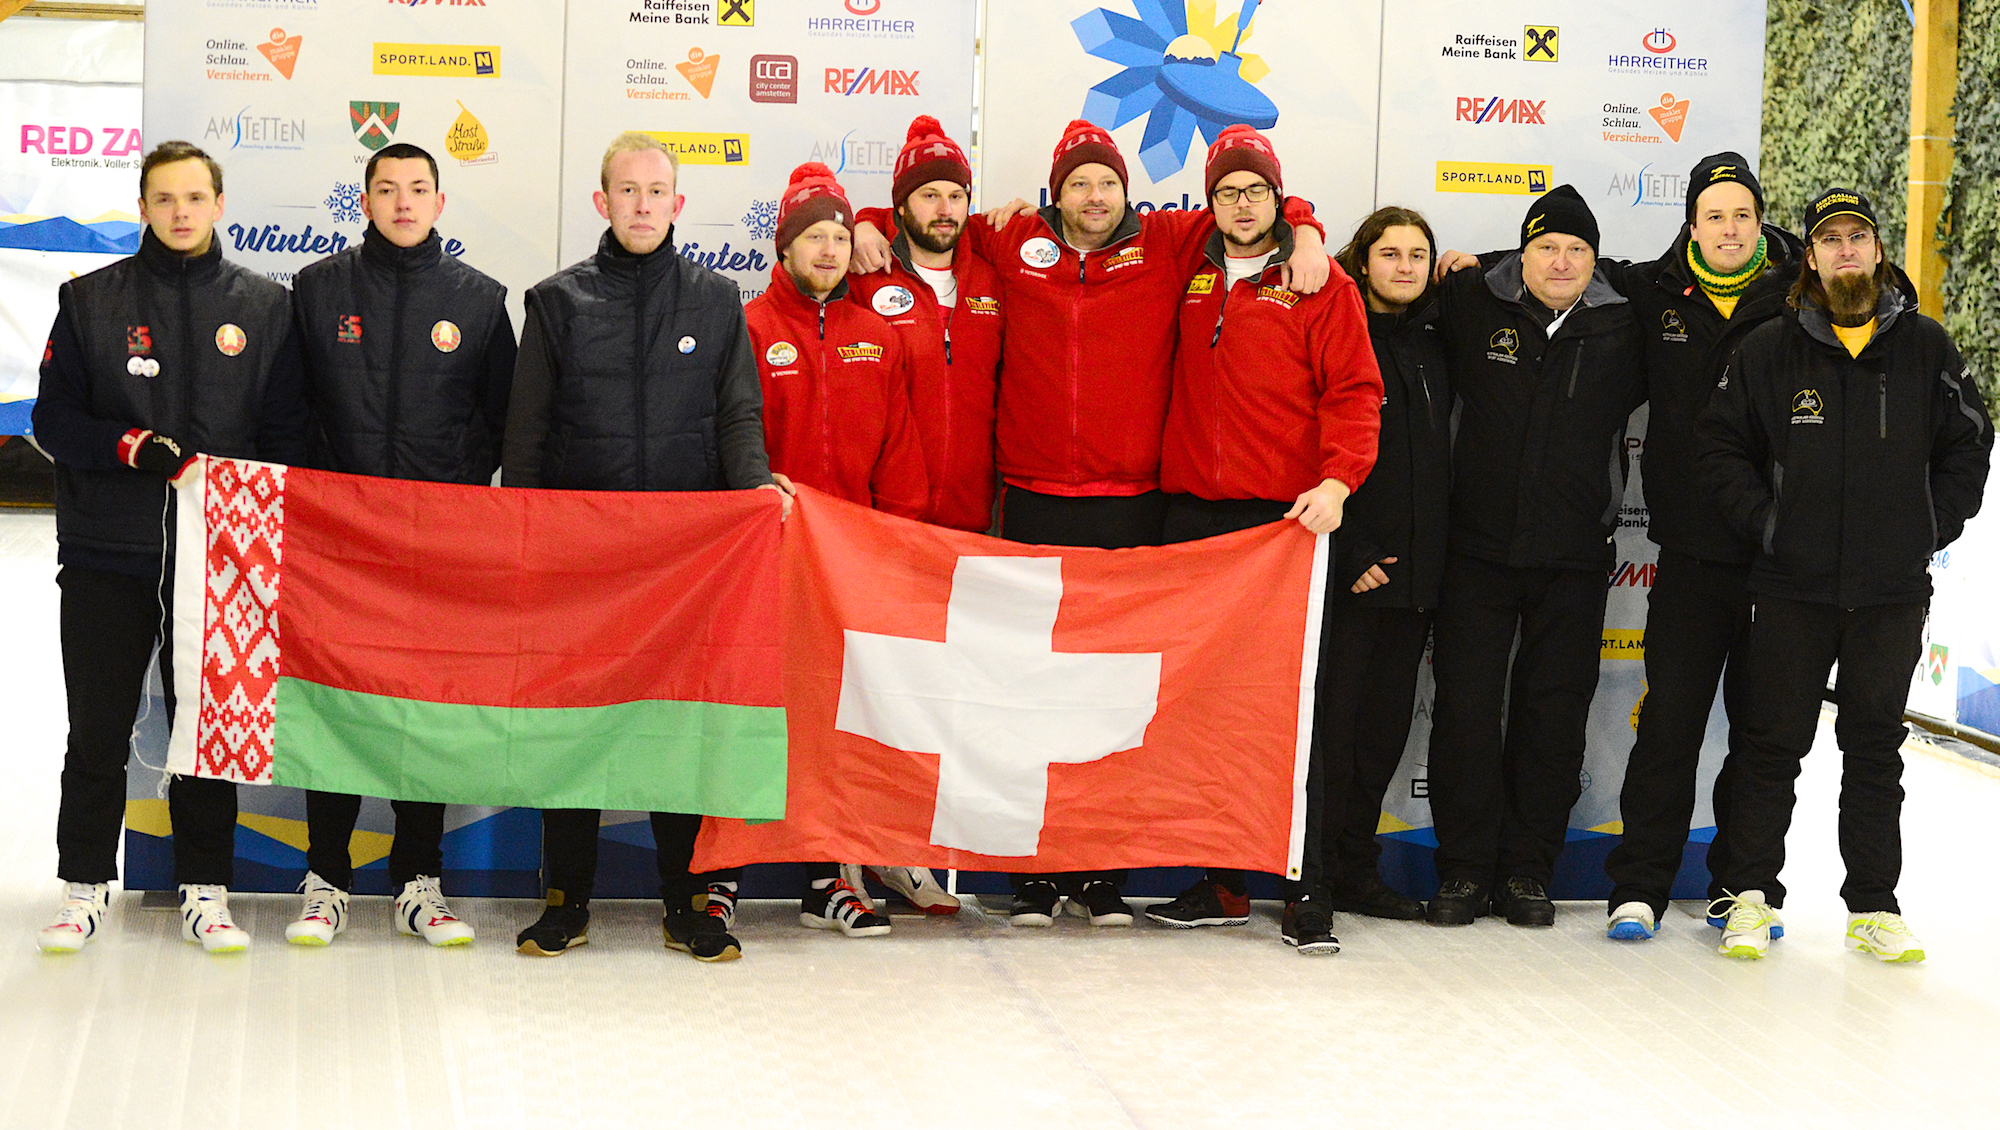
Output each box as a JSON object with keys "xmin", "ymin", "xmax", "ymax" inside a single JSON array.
[
  {"xmin": 892, "ymin": 115, "xmax": 972, "ymax": 209},
  {"xmin": 1204, "ymin": 124, "xmax": 1282, "ymax": 199},
  {"xmin": 774, "ymin": 161, "xmax": 853, "ymax": 253},
  {"xmin": 1049, "ymin": 118, "xmax": 1127, "ymax": 198}
]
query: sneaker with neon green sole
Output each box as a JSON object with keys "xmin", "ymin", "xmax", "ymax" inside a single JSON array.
[
  {"xmin": 1708, "ymin": 890, "xmax": 1776, "ymax": 959},
  {"xmin": 1846, "ymin": 911, "xmax": 1925, "ymax": 963}
]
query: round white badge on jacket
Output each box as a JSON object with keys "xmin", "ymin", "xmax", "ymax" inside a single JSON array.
[
  {"xmin": 431, "ymin": 320, "xmax": 461, "ymax": 353},
  {"xmin": 765, "ymin": 341, "xmax": 798, "ymax": 366},
  {"xmin": 872, "ymin": 286, "xmax": 916, "ymax": 317},
  {"xmin": 214, "ymin": 324, "xmax": 246, "ymax": 356},
  {"xmin": 678, "ymin": 335, "xmax": 697, "ymax": 354},
  {"xmin": 1020, "ymin": 237, "xmax": 1060, "ymax": 269}
]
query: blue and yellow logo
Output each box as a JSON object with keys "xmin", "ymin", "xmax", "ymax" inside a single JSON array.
[{"xmin": 1073, "ymin": 0, "xmax": 1275, "ymax": 181}]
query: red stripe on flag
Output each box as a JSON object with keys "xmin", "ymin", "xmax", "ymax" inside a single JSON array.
[
  {"xmin": 694, "ymin": 489, "xmax": 1320, "ymax": 874},
  {"xmin": 279, "ymin": 469, "xmax": 783, "ymax": 709}
]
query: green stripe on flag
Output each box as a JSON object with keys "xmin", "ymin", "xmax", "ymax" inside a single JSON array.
[{"xmin": 271, "ymin": 678, "xmax": 787, "ymax": 818}]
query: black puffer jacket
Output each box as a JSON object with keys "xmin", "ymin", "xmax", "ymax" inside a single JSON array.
[
  {"xmin": 1697, "ymin": 267, "xmax": 1991, "ymax": 607},
  {"xmin": 293, "ymin": 227, "xmax": 515, "ymax": 483},
  {"xmin": 32, "ymin": 228, "xmax": 307, "ymax": 570},
  {"xmin": 503, "ymin": 229, "xmax": 769, "ymax": 491},
  {"xmin": 1338, "ymin": 299, "xmax": 1451, "ymax": 607},
  {"xmin": 1438, "ymin": 254, "xmax": 1647, "ymax": 571},
  {"xmin": 1619, "ymin": 223, "xmax": 1806, "ymax": 564}
]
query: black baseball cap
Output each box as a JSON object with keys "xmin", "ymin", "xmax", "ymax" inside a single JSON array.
[{"xmin": 1804, "ymin": 187, "xmax": 1878, "ymax": 237}]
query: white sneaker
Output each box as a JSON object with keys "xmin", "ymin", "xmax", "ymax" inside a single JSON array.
[
  {"xmin": 1708, "ymin": 889, "xmax": 1776, "ymax": 960},
  {"xmin": 867, "ymin": 866, "xmax": 961, "ymax": 915},
  {"xmin": 1606, "ymin": 900, "xmax": 1656, "ymax": 941},
  {"xmin": 836, "ymin": 863, "xmax": 880, "ymax": 910},
  {"xmin": 179, "ymin": 884, "xmax": 250, "ymax": 953},
  {"xmin": 395, "ymin": 875, "xmax": 474, "ymax": 946},
  {"xmin": 1846, "ymin": 911, "xmax": 1926, "ymax": 963},
  {"xmin": 284, "ymin": 871, "xmax": 349, "ymax": 946},
  {"xmin": 38, "ymin": 881, "xmax": 110, "ymax": 953}
]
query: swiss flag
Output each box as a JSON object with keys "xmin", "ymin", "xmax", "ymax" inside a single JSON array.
[{"xmin": 692, "ymin": 488, "xmax": 1327, "ymax": 878}]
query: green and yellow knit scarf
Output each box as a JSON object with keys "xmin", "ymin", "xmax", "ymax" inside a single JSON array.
[{"xmin": 1687, "ymin": 234, "xmax": 1768, "ymax": 299}]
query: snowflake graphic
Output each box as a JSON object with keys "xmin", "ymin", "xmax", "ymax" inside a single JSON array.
[
  {"xmin": 1072, "ymin": 0, "xmax": 1277, "ymax": 182},
  {"xmin": 324, "ymin": 181, "xmax": 364, "ymax": 225},
  {"xmin": 741, "ymin": 198, "xmax": 779, "ymax": 242}
]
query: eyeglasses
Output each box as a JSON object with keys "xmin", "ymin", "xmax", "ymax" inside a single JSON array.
[
  {"xmin": 1212, "ymin": 183, "xmax": 1274, "ymax": 205},
  {"xmin": 1814, "ymin": 228, "xmax": 1876, "ymax": 250}
]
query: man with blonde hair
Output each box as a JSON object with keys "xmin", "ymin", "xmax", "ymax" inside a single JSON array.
[{"xmin": 502, "ymin": 131, "xmax": 788, "ymax": 962}]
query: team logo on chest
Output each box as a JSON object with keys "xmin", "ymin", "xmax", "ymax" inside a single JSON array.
[
  {"xmin": 1661, "ymin": 309, "xmax": 1688, "ymax": 344},
  {"xmin": 1791, "ymin": 388, "xmax": 1825, "ymax": 425},
  {"xmin": 1103, "ymin": 246, "xmax": 1145, "ymax": 271},
  {"xmin": 964, "ymin": 295, "xmax": 999, "ymax": 314},
  {"xmin": 765, "ymin": 340, "xmax": 799, "ymax": 367},
  {"xmin": 431, "ymin": 320, "xmax": 461, "ymax": 353},
  {"xmin": 337, "ymin": 315, "xmax": 363, "ymax": 344},
  {"xmin": 1185, "ymin": 273, "xmax": 1216, "ymax": 296},
  {"xmin": 1256, "ymin": 285, "xmax": 1301, "ymax": 308},
  {"xmin": 1019, "ymin": 237, "xmax": 1060, "ymax": 269},
  {"xmin": 837, "ymin": 342, "xmax": 885, "ymax": 362},
  {"xmin": 1486, "ymin": 327, "xmax": 1519, "ymax": 364},
  {"xmin": 872, "ymin": 285, "xmax": 916, "ymax": 317},
  {"xmin": 215, "ymin": 324, "xmax": 247, "ymax": 356},
  {"xmin": 125, "ymin": 325, "xmax": 152, "ymax": 355}
]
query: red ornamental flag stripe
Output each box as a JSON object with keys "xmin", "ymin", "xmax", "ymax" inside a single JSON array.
[
  {"xmin": 168, "ymin": 457, "xmax": 788, "ymax": 817},
  {"xmin": 693, "ymin": 490, "xmax": 1327, "ymax": 877}
]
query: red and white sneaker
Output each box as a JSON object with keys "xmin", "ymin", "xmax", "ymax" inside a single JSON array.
[
  {"xmin": 395, "ymin": 875, "xmax": 474, "ymax": 946},
  {"xmin": 179, "ymin": 884, "xmax": 250, "ymax": 953},
  {"xmin": 38, "ymin": 881, "xmax": 110, "ymax": 953},
  {"xmin": 285, "ymin": 871, "xmax": 349, "ymax": 946},
  {"xmin": 867, "ymin": 866, "xmax": 961, "ymax": 915}
]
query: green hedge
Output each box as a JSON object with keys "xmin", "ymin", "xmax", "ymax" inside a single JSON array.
[
  {"xmin": 1764, "ymin": 0, "xmax": 2000, "ymax": 398},
  {"xmin": 1940, "ymin": 0, "xmax": 2000, "ymax": 397}
]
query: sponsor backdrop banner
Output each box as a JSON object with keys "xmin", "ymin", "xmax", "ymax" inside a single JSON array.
[
  {"xmin": 1376, "ymin": 0, "xmax": 1767, "ymax": 261},
  {"xmin": 1908, "ymin": 474, "xmax": 2000, "ymax": 739},
  {"xmin": 1, "ymin": 75, "xmax": 142, "ymax": 433},
  {"xmin": 557, "ymin": 0, "xmax": 978, "ymax": 303},
  {"xmin": 142, "ymin": 0, "xmax": 566, "ymax": 333},
  {"xmin": 979, "ymin": 0, "xmax": 1381, "ymax": 234}
]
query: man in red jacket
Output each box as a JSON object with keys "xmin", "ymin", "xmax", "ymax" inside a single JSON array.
[
  {"xmin": 859, "ymin": 120, "xmax": 1330, "ymax": 927},
  {"xmin": 747, "ymin": 162, "xmax": 927, "ymax": 523},
  {"xmin": 1144, "ymin": 125, "xmax": 1383, "ymax": 953},
  {"xmin": 744, "ymin": 162, "xmax": 927, "ymax": 939},
  {"xmin": 845, "ymin": 115, "xmax": 1004, "ymax": 536}
]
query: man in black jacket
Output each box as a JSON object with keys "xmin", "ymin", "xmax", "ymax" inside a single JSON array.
[
  {"xmin": 33, "ymin": 141, "xmax": 309, "ymax": 954},
  {"xmin": 1603, "ymin": 154, "xmax": 1808, "ymax": 942},
  {"xmin": 1425, "ymin": 186, "xmax": 1646, "ymax": 928},
  {"xmin": 503, "ymin": 132, "xmax": 787, "ymax": 962},
  {"xmin": 285, "ymin": 143, "xmax": 515, "ymax": 949},
  {"xmin": 1697, "ymin": 188, "xmax": 1990, "ymax": 963}
]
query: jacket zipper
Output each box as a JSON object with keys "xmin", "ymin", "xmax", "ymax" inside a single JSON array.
[
  {"xmin": 386, "ymin": 266, "xmax": 404, "ymax": 476},
  {"xmin": 1565, "ymin": 348, "xmax": 1582, "ymax": 399},
  {"xmin": 1878, "ymin": 372, "xmax": 1888, "ymax": 439},
  {"xmin": 635, "ymin": 262, "xmax": 649, "ymax": 487}
]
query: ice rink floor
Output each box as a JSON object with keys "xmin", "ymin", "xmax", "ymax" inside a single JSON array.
[{"xmin": 4, "ymin": 508, "xmax": 1999, "ymax": 1129}]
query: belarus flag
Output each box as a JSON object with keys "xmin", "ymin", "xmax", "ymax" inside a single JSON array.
[
  {"xmin": 167, "ymin": 456, "xmax": 788, "ymax": 818},
  {"xmin": 694, "ymin": 489, "xmax": 1328, "ymax": 878}
]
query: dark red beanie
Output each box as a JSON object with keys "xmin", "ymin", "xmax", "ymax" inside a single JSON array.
[
  {"xmin": 774, "ymin": 161, "xmax": 853, "ymax": 253},
  {"xmin": 892, "ymin": 115, "xmax": 972, "ymax": 209},
  {"xmin": 1204, "ymin": 124, "xmax": 1282, "ymax": 199},
  {"xmin": 1049, "ymin": 119, "xmax": 1127, "ymax": 198}
]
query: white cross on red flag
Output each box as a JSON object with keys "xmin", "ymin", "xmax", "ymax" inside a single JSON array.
[{"xmin": 693, "ymin": 488, "xmax": 1328, "ymax": 877}]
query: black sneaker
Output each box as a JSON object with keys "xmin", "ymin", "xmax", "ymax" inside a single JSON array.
[
  {"xmin": 799, "ymin": 880, "xmax": 891, "ymax": 937},
  {"xmin": 664, "ymin": 907, "xmax": 742, "ymax": 962},
  {"xmin": 1493, "ymin": 876, "xmax": 1556, "ymax": 927},
  {"xmin": 1326, "ymin": 872, "xmax": 1426, "ymax": 920},
  {"xmin": 1145, "ymin": 878, "xmax": 1251, "ymax": 928},
  {"xmin": 515, "ymin": 901, "xmax": 589, "ymax": 956},
  {"xmin": 1009, "ymin": 881, "xmax": 1061, "ymax": 927},
  {"xmin": 1425, "ymin": 879, "xmax": 1489, "ymax": 926},
  {"xmin": 1065, "ymin": 880, "xmax": 1134, "ymax": 927},
  {"xmin": 1281, "ymin": 900, "xmax": 1341, "ymax": 955}
]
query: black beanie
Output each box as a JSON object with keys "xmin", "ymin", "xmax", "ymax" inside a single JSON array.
[
  {"xmin": 1520, "ymin": 184, "xmax": 1598, "ymax": 254},
  {"xmin": 1686, "ymin": 151, "xmax": 1764, "ymax": 222}
]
